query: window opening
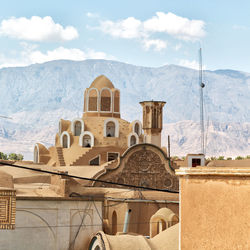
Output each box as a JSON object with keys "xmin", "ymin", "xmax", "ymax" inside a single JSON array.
[
  {"xmin": 106, "ymin": 121, "xmax": 115, "ymax": 137},
  {"xmin": 62, "ymin": 134, "xmax": 68, "ymax": 148},
  {"xmin": 130, "ymin": 135, "xmax": 137, "ymax": 146},
  {"xmin": 108, "ymin": 153, "xmax": 119, "ymax": 162},
  {"xmin": 192, "ymin": 158, "xmax": 201, "ymax": 167},
  {"xmin": 89, "ymin": 156, "xmax": 99, "ymax": 166},
  {"xmin": 83, "ymin": 134, "xmax": 91, "ymax": 147},
  {"xmin": 74, "ymin": 121, "xmax": 81, "ymax": 136}
]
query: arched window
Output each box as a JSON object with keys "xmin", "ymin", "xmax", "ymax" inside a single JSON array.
[
  {"xmin": 79, "ymin": 131, "xmax": 94, "ymax": 147},
  {"xmin": 114, "ymin": 90, "xmax": 120, "ymax": 113},
  {"xmin": 134, "ymin": 123, "xmax": 139, "ymax": 135},
  {"xmin": 74, "ymin": 121, "xmax": 81, "ymax": 136},
  {"xmin": 112, "ymin": 211, "xmax": 117, "ymax": 235},
  {"xmin": 132, "ymin": 120, "xmax": 142, "ymax": 136},
  {"xmin": 127, "ymin": 133, "xmax": 139, "ymax": 147},
  {"xmin": 101, "ymin": 88, "xmax": 111, "ymax": 112},
  {"xmin": 62, "ymin": 134, "xmax": 68, "ymax": 148},
  {"xmin": 83, "ymin": 134, "xmax": 91, "ymax": 147},
  {"xmin": 157, "ymin": 219, "xmax": 167, "ymax": 234},
  {"xmin": 106, "ymin": 121, "xmax": 115, "ymax": 137},
  {"xmin": 104, "ymin": 118, "xmax": 119, "ymax": 137},
  {"xmin": 130, "ymin": 135, "xmax": 137, "ymax": 146},
  {"xmin": 34, "ymin": 144, "xmax": 39, "ymax": 163},
  {"xmin": 60, "ymin": 132, "xmax": 70, "ymax": 148},
  {"xmin": 71, "ymin": 118, "xmax": 84, "ymax": 136},
  {"xmin": 88, "ymin": 88, "xmax": 98, "ymax": 111}
]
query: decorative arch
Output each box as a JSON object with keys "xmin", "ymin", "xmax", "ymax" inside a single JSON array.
[
  {"xmin": 71, "ymin": 118, "xmax": 84, "ymax": 136},
  {"xmin": 60, "ymin": 131, "xmax": 71, "ymax": 148},
  {"xmin": 127, "ymin": 132, "xmax": 139, "ymax": 147},
  {"xmin": 150, "ymin": 208, "xmax": 179, "ymax": 238},
  {"xmin": 100, "ymin": 88, "xmax": 112, "ymax": 112},
  {"xmin": 87, "ymin": 88, "xmax": 99, "ymax": 112},
  {"xmin": 79, "ymin": 131, "xmax": 94, "ymax": 147},
  {"xmin": 131, "ymin": 120, "xmax": 142, "ymax": 136},
  {"xmin": 113, "ymin": 89, "xmax": 120, "ymax": 113},
  {"xmin": 103, "ymin": 118, "xmax": 119, "ymax": 137},
  {"xmin": 34, "ymin": 144, "xmax": 39, "ymax": 163}
]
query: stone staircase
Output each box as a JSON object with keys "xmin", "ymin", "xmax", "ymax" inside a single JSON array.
[
  {"xmin": 56, "ymin": 147, "xmax": 66, "ymax": 166},
  {"xmin": 70, "ymin": 148, "xmax": 93, "ymax": 166}
]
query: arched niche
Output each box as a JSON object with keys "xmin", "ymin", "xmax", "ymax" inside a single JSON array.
[
  {"xmin": 71, "ymin": 118, "xmax": 84, "ymax": 136},
  {"xmin": 60, "ymin": 131, "xmax": 71, "ymax": 148},
  {"xmin": 88, "ymin": 88, "xmax": 99, "ymax": 112},
  {"xmin": 100, "ymin": 88, "xmax": 112, "ymax": 112},
  {"xmin": 104, "ymin": 118, "xmax": 119, "ymax": 137},
  {"xmin": 33, "ymin": 144, "xmax": 39, "ymax": 163},
  {"xmin": 79, "ymin": 131, "xmax": 94, "ymax": 147},
  {"xmin": 113, "ymin": 89, "xmax": 120, "ymax": 113},
  {"xmin": 111, "ymin": 211, "xmax": 117, "ymax": 235},
  {"xmin": 127, "ymin": 132, "xmax": 139, "ymax": 147},
  {"xmin": 131, "ymin": 120, "xmax": 142, "ymax": 136}
]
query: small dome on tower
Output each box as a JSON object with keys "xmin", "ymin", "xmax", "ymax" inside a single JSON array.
[{"xmin": 90, "ymin": 75, "xmax": 114, "ymax": 90}]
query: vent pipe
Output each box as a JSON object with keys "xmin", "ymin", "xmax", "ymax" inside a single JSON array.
[{"xmin": 123, "ymin": 209, "xmax": 132, "ymax": 233}]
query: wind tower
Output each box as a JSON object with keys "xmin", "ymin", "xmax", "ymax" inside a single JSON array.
[{"xmin": 140, "ymin": 101, "xmax": 166, "ymax": 147}]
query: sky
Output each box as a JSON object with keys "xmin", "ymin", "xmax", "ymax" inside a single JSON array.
[{"xmin": 0, "ymin": 0, "xmax": 250, "ymax": 72}]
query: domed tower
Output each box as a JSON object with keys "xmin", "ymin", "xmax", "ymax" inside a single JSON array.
[{"xmin": 83, "ymin": 75, "xmax": 120, "ymax": 118}]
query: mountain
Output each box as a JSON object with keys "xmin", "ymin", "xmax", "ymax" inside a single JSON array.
[{"xmin": 0, "ymin": 59, "xmax": 249, "ymax": 159}]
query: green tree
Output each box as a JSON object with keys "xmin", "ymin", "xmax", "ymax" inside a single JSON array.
[
  {"xmin": 246, "ymin": 155, "xmax": 250, "ymax": 159},
  {"xmin": 235, "ymin": 156, "xmax": 244, "ymax": 160},
  {"xmin": 17, "ymin": 154, "xmax": 24, "ymax": 160},
  {"xmin": 0, "ymin": 152, "xmax": 8, "ymax": 160},
  {"xmin": 171, "ymin": 156, "xmax": 179, "ymax": 160},
  {"xmin": 226, "ymin": 157, "xmax": 232, "ymax": 160},
  {"xmin": 218, "ymin": 156, "xmax": 225, "ymax": 160},
  {"xmin": 8, "ymin": 153, "xmax": 23, "ymax": 161}
]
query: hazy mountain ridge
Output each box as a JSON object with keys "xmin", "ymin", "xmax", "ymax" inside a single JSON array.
[{"xmin": 0, "ymin": 59, "xmax": 249, "ymax": 159}]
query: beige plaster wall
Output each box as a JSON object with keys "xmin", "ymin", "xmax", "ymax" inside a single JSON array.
[
  {"xmin": 0, "ymin": 199, "xmax": 102, "ymax": 250},
  {"xmin": 179, "ymin": 172, "xmax": 250, "ymax": 250}
]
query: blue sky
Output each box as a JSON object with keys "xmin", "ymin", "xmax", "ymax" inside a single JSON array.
[{"xmin": 0, "ymin": 0, "xmax": 250, "ymax": 71}]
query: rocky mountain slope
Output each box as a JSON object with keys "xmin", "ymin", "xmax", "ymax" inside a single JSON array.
[{"xmin": 0, "ymin": 59, "xmax": 249, "ymax": 159}]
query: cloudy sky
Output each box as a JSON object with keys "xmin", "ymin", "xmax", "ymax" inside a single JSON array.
[{"xmin": 0, "ymin": 0, "xmax": 250, "ymax": 71}]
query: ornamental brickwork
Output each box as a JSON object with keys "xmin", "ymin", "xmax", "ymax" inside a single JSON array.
[{"xmin": 0, "ymin": 189, "xmax": 16, "ymax": 230}]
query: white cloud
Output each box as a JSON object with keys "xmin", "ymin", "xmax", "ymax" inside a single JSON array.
[
  {"xmin": 86, "ymin": 12, "xmax": 99, "ymax": 18},
  {"xmin": 232, "ymin": 24, "xmax": 248, "ymax": 30},
  {"xmin": 174, "ymin": 44, "xmax": 182, "ymax": 51},
  {"xmin": 0, "ymin": 16, "xmax": 78, "ymax": 42},
  {"xmin": 95, "ymin": 12, "xmax": 205, "ymax": 50},
  {"xmin": 99, "ymin": 17, "xmax": 143, "ymax": 39},
  {"xmin": 143, "ymin": 39, "xmax": 167, "ymax": 51},
  {"xmin": 28, "ymin": 47, "xmax": 113, "ymax": 64},
  {"xmin": 0, "ymin": 46, "xmax": 115, "ymax": 69},
  {"xmin": 144, "ymin": 12, "xmax": 205, "ymax": 41},
  {"xmin": 179, "ymin": 59, "xmax": 199, "ymax": 70}
]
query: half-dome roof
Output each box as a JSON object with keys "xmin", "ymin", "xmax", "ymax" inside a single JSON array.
[{"xmin": 90, "ymin": 75, "xmax": 114, "ymax": 90}]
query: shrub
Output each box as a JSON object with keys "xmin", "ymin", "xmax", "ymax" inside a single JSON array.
[
  {"xmin": 0, "ymin": 152, "xmax": 8, "ymax": 160},
  {"xmin": 235, "ymin": 156, "xmax": 244, "ymax": 160}
]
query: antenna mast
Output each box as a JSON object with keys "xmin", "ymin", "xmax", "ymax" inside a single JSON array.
[{"xmin": 199, "ymin": 48, "xmax": 205, "ymax": 155}]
